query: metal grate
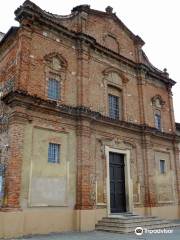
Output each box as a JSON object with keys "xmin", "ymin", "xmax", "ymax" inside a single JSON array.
[
  {"xmin": 48, "ymin": 143, "xmax": 60, "ymax": 163},
  {"xmin": 108, "ymin": 94, "xmax": 119, "ymax": 119},
  {"xmin": 48, "ymin": 78, "xmax": 60, "ymax": 100}
]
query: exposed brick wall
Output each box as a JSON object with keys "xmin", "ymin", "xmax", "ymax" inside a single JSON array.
[
  {"xmin": 0, "ymin": 2, "xmax": 179, "ymax": 213},
  {"xmin": 13, "ymin": 27, "xmax": 174, "ymax": 132},
  {"xmin": 60, "ymin": 11, "xmax": 136, "ymax": 61},
  {"xmin": 4, "ymin": 117, "xmax": 25, "ymax": 208},
  {"xmin": 0, "ymin": 39, "xmax": 18, "ymax": 90},
  {"xmin": 0, "ymin": 23, "xmax": 174, "ymax": 133}
]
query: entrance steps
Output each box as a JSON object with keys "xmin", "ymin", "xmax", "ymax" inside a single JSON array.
[{"xmin": 95, "ymin": 212, "xmax": 180, "ymax": 233}]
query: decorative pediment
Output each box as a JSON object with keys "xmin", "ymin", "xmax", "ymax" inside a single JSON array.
[
  {"xmin": 13, "ymin": 1, "xmax": 176, "ymax": 88},
  {"xmin": 151, "ymin": 95, "xmax": 165, "ymax": 108},
  {"xmin": 44, "ymin": 52, "xmax": 67, "ymax": 71},
  {"xmin": 103, "ymin": 67, "xmax": 129, "ymax": 85}
]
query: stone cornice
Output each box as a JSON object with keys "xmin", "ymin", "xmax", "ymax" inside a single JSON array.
[
  {"xmin": 3, "ymin": 90, "xmax": 179, "ymax": 141},
  {"xmin": 14, "ymin": 1, "xmax": 175, "ymax": 87}
]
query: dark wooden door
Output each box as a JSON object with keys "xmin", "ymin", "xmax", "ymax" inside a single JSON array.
[{"xmin": 109, "ymin": 152, "xmax": 126, "ymax": 213}]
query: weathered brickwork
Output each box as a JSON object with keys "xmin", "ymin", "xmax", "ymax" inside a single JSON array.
[{"xmin": 0, "ymin": 0, "xmax": 180, "ymax": 237}]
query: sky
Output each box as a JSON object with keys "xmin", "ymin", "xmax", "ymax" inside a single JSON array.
[{"xmin": 0, "ymin": 0, "xmax": 179, "ymax": 122}]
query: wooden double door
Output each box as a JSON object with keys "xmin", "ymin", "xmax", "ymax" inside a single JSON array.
[{"xmin": 109, "ymin": 152, "xmax": 126, "ymax": 213}]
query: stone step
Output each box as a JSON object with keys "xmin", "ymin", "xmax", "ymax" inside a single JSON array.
[
  {"xmin": 101, "ymin": 216, "xmax": 160, "ymax": 223},
  {"xmin": 112, "ymin": 212, "xmax": 137, "ymax": 216},
  {"xmin": 96, "ymin": 222, "xmax": 179, "ymax": 233},
  {"xmin": 97, "ymin": 220, "xmax": 174, "ymax": 228},
  {"xmin": 106, "ymin": 214, "xmax": 158, "ymax": 219},
  {"xmin": 122, "ymin": 213, "xmax": 140, "ymax": 216},
  {"xmin": 109, "ymin": 214, "xmax": 140, "ymax": 218},
  {"xmin": 95, "ymin": 213, "xmax": 180, "ymax": 233},
  {"xmin": 97, "ymin": 219, "xmax": 171, "ymax": 228}
]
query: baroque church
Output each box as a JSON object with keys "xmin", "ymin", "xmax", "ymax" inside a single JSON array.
[{"xmin": 0, "ymin": 0, "xmax": 180, "ymax": 237}]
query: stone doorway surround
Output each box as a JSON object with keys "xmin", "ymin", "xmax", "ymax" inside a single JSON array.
[{"xmin": 105, "ymin": 146, "xmax": 133, "ymax": 216}]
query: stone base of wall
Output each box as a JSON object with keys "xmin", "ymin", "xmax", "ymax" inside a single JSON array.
[
  {"xmin": 134, "ymin": 205, "xmax": 180, "ymax": 219},
  {"xmin": 0, "ymin": 208, "xmax": 107, "ymax": 238},
  {"xmin": 1, "ymin": 206, "xmax": 179, "ymax": 238},
  {"xmin": 75, "ymin": 208, "xmax": 107, "ymax": 231},
  {"xmin": 0, "ymin": 208, "xmax": 74, "ymax": 238}
]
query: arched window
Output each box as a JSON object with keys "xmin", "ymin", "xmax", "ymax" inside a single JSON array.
[
  {"xmin": 44, "ymin": 52, "xmax": 67, "ymax": 101},
  {"xmin": 103, "ymin": 68, "xmax": 129, "ymax": 120}
]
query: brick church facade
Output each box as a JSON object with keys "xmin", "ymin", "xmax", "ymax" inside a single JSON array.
[{"xmin": 0, "ymin": 0, "xmax": 180, "ymax": 237}]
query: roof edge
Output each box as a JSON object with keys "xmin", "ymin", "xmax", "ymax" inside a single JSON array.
[{"xmin": 0, "ymin": 27, "xmax": 19, "ymax": 47}]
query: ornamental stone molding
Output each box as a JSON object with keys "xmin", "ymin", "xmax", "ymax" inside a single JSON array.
[{"xmin": 151, "ymin": 95, "xmax": 165, "ymax": 108}]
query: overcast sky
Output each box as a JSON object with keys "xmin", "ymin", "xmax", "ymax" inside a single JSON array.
[{"xmin": 0, "ymin": 0, "xmax": 179, "ymax": 122}]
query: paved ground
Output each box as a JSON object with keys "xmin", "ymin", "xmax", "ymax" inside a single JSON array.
[{"xmin": 15, "ymin": 228, "xmax": 180, "ymax": 240}]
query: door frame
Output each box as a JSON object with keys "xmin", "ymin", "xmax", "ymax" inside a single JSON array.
[{"xmin": 105, "ymin": 146, "xmax": 133, "ymax": 216}]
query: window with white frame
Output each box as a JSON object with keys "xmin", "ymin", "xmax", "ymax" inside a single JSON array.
[{"xmin": 48, "ymin": 143, "xmax": 60, "ymax": 163}]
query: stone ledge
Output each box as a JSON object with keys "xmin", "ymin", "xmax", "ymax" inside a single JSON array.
[{"xmin": 3, "ymin": 90, "xmax": 179, "ymax": 142}]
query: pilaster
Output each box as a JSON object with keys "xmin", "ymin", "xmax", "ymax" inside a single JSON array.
[
  {"xmin": 75, "ymin": 118, "xmax": 95, "ymax": 209},
  {"xmin": 76, "ymin": 40, "xmax": 90, "ymax": 107},
  {"xmin": 167, "ymin": 85, "xmax": 176, "ymax": 133},
  {"xmin": 173, "ymin": 141, "xmax": 180, "ymax": 206},
  {"xmin": 16, "ymin": 27, "xmax": 32, "ymax": 92},
  {"xmin": 141, "ymin": 133, "xmax": 156, "ymax": 213},
  {"xmin": 2, "ymin": 112, "xmax": 27, "ymax": 209},
  {"xmin": 136, "ymin": 67, "xmax": 146, "ymax": 125}
]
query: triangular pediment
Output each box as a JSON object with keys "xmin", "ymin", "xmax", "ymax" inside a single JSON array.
[{"xmin": 69, "ymin": 5, "xmax": 145, "ymax": 60}]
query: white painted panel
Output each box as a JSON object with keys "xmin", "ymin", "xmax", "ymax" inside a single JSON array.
[{"xmin": 30, "ymin": 177, "xmax": 67, "ymax": 206}]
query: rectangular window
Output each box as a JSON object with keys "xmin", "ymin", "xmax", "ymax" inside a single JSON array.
[
  {"xmin": 48, "ymin": 78, "xmax": 60, "ymax": 100},
  {"xmin": 108, "ymin": 94, "xmax": 119, "ymax": 119},
  {"xmin": 155, "ymin": 113, "xmax": 161, "ymax": 130},
  {"xmin": 160, "ymin": 160, "xmax": 165, "ymax": 174},
  {"xmin": 48, "ymin": 143, "xmax": 60, "ymax": 163}
]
